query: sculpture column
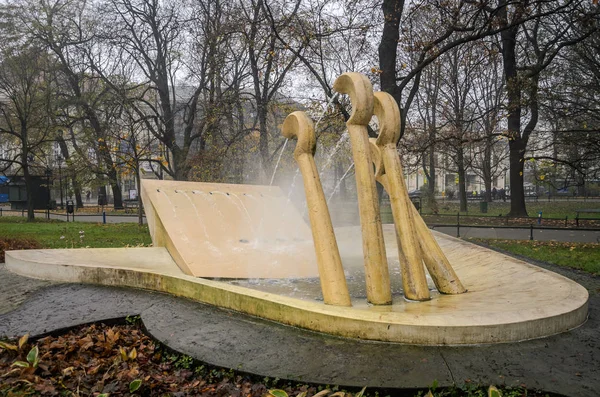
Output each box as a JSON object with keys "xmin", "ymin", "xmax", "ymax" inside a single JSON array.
[
  {"xmin": 282, "ymin": 111, "xmax": 352, "ymax": 306},
  {"xmin": 370, "ymin": 92, "xmax": 466, "ymax": 296},
  {"xmin": 333, "ymin": 73, "xmax": 392, "ymax": 305},
  {"xmin": 370, "ymin": 92, "xmax": 430, "ymax": 300}
]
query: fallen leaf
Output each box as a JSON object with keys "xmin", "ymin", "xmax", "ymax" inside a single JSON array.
[
  {"xmin": 18, "ymin": 334, "xmax": 29, "ymax": 350},
  {"xmin": 0, "ymin": 341, "xmax": 18, "ymax": 351},
  {"xmin": 129, "ymin": 347, "xmax": 137, "ymax": 361},
  {"xmin": 119, "ymin": 346, "xmax": 128, "ymax": 361}
]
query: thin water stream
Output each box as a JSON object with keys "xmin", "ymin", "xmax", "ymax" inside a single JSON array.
[
  {"xmin": 212, "ymin": 191, "xmax": 258, "ymax": 237},
  {"xmin": 269, "ymin": 139, "xmax": 289, "ymax": 185},
  {"xmin": 327, "ymin": 162, "xmax": 355, "ymax": 204},
  {"xmin": 273, "ymin": 93, "xmax": 341, "ymax": 189},
  {"xmin": 317, "ymin": 131, "xmax": 349, "ymax": 179},
  {"xmin": 313, "ymin": 92, "xmax": 339, "ymax": 133},
  {"xmin": 182, "ymin": 191, "xmax": 210, "ymax": 240}
]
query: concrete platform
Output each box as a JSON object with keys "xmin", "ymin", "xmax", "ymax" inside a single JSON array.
[
  {"xmin": 2, "ymin": 266, "xmax": 599, "ymax": 397},
  {"xmin": 4, "ymin": 226, "xmax": 589, "ymax": 345}
]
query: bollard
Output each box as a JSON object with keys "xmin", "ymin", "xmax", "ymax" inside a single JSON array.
[
  {"xmin": 457, "ymin": 212, "xmax": 460, "ymax": 238},
  {"xmin": 530, "ymin": 224, "xmax": 534, "ymax": 241},
  {"xmin": 102, "ymin": 211, "xmax": 106, "ymax": 224}
]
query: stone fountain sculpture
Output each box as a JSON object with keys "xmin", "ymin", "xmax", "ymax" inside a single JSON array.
[
  {"xmin": 4, "ymin": 71, "xmax": 588, "ymax": 345},
  {"xmin": 283, "ymin": 72, "xmax": 465, "ymax": 305}
]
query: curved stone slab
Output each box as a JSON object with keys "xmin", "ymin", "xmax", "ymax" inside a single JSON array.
[
  {"xmin": 141, "ymin": 179, "xmax": 319, "ymax": 278},
  {"xmin": 5, "ymin": 227, "xmax": 588, "ymax": 345}
]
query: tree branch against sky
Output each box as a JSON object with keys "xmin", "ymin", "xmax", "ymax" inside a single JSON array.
[{"xmin": 0, "ymin": 45, "xmax": 55, "ymax": 221}]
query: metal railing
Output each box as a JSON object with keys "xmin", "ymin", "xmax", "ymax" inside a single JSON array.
[
  {"xmin": 426, "ymin": 212, "xmax": 600, "ymax": 240},
  {"xmin": 0, "ymin": 208, "xmax": 146, "ymax": 224}
]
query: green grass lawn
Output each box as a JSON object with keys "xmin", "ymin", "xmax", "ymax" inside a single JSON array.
[
  {"xmin": 2, "ymin": 216, "xmax": 598, "ymax": 277},
  {"xmin": 0, "ymin": 217, "xmax": 151, "ymax": 250},
  {"xmin": 470, "ymin": 238, "xmax": 600, "ymax": 275},
  {"xmin": 432, "ymin": 199, "xmax": 600, "ymax": 219}
]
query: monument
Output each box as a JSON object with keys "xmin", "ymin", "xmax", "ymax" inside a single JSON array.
[{"xmin": 5, "ymin": 72, "xmax": 588, "ymax": 345}]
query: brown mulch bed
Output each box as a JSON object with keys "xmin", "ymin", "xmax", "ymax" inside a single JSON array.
[
  {"xmin": 0, "ymin": 238, "xmax": 41, "ymax": 263},
  {"xmin": 422, "ymin": 215, "xmax": 600, "ymax": 228},
  {"xmin": 0, "ymin": 322, "xmax": 558, "ymax": 397},
  {"xmin": 0, "ymin": 322, "xmax": 331, "ymax": 396}
]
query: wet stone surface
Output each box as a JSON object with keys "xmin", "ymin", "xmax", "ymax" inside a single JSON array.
[
  {"xmin": 0, "ymin": 264, "xmax": 58, "ymax": 315},
  {"xmin": 0, "ymin": 258, "xmax": 599, "ymax": 397}
]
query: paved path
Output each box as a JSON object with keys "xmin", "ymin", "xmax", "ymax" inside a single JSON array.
[
  {"xmin": 1, "ymin": 256, "xmax": 599, "ymax": 397},
  {"xmin": 434, "ymin": 226, "xmax": 600, "ymax": 243}
]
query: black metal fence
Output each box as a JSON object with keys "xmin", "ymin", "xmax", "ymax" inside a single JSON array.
[
  {"xmin": 424, "ymin": 211, "xmax": 600, "ymax": 241},
  {"xmin": 0, "ymin": 208, "xmax": 146, "ymax": 224},
  {"xmin": 418, "ymin": 211, "xmax": 600, "ymax": 228}
]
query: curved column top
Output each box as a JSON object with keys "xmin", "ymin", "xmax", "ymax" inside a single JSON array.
[
  {"xmin": 282, "ymin": 111, "xmax": 316, "ymax": 157},
  {"xmin": 333, "ymin": 72, "xmax": 374, "ymax": 125},
  {"xmin": 373, "ymin": 91, "xmax": 401, "ymax": 147}
]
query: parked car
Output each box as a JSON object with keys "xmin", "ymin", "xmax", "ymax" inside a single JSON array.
[{"xmin": 408, "ymin": 189, "xmax": 421, "ymax": 198}]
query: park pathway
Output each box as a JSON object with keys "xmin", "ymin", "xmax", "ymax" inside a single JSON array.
[{"xmin": 434, "ymin": 226, "xmax": 600, "ymax": 243}]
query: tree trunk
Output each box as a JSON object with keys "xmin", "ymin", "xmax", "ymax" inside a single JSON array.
[
  {"xmin": 483, "ymin": 137, "xmax": 492, "ymax": 202},
  {"xmin": 98, "ymin": 184, "xmax": 108, "ymax": 207},
  {"xmin": 427, "ymin": 141, "xmax": 436, "ymax": 197},
  {"xmin": 135, "ymin": 168, "xmax": 144, "ymax": 226},
  {"xmin": 72, "ymin": 177, "xmax": 83, "ymax": 208},
  {"xmin": 378, "ymin": 0, "xmax": 404, "ymax": 107},
  {"xmin": 19, "ymin": 125, "xmax": 35, "ymax": 221},
  {"xmin": 508, "ymin": 138, "xmax": 528, "ymax": 217},
  {"xmin": 576, "ymin": 174, "xmax": 585, "ymax": 197},
  {"xmin": 500, "ymin": 5, "xmax": 528, "ymax": 217},
  {"xmin": 457, "ymin": 148, "xmax": 467, "ymax": 212},
  {"xmin": 22, "ymin": 158, "xmax": 35, "ymax": 222},
  {"xmin": 94, "ymin": 137, "xmax": 122, "ymax": 209},
  {"xmin": 484, "ymin": 176, "xmax": 492, "ymax": 203},
  {"xmin": 423, "ymin": 148, "xmax": 438, "ymax": 214},
  {"xmin": 172, "ymin": 146, "xmax": 190, "ymax": 180},
  {"xmin": 56, "ymin": 137, "xmax": 83, "ymax": 208},
  {"xmin": 258, "ymin": 103, "xmax": 270, "ymax": 180},
  {"xmin": 110, "ymin": 180, "xmax": 123, "ymax": 210}
]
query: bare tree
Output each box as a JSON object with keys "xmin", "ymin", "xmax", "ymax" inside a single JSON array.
[
  {"xmin": 437, "ymin": 45, "xmax": 480, "ymax": 212},
  {"xmin": 414, "ymin": 59, "xmax": 442, "ymax": 210},
  {"xmin": 0, "ymin": 45, "xmax": 54, "ymax": 221},
  {"xmin": 498, "ymin": 0, "xmax": 598, "ymax": 215},
  {"xmin": 469, "ymin": 38, "xmax": 507, "ymax": 203},
  {"xmin": 8, "ymin": 0, "xmax": 127, "ymax": 208}
]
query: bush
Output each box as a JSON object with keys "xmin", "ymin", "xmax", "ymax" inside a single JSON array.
[
  {"xmin": 420, "ymin": 184, "xmax": 439, "ymax": 214},
  {"xmin": 0, "ymin": 238, "xmax": 41, "ymax": 263}
]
